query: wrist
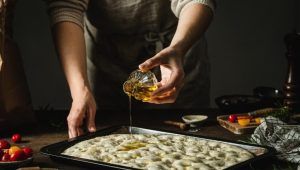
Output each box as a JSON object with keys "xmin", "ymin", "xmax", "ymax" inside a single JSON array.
[
  {"xmin": 169, "ymin": 42, "xmax": 189, "ymax": 58},
  {"xmin": 69, "ymin": 80, "xmax": 91, "ymax": 99},
  {"xmin": 170, "ymin": 41, "xmax": 190, "ymax": 57}
]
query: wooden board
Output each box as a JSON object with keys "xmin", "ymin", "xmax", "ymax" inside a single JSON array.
[{"xmin": 217, "ymin": 114, "xmax": 260, "ymax": 135}]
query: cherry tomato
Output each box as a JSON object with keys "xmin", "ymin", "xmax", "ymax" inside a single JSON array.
[
  {"xmin": 228, "ymin": 114, "xmax": 237, "ymax": 123},
  {"xmin": 0, "ymin": 140, "xmax": 10, "ymax": 149},
  {"xmin": 8, "ymin": 146, "xmax": 21, "ymax": 155},
  {"xmin": 11, "ymin": 134, "xmax": 22, "ymax": 143},
  {"xmin": 10, "ymin": 150, "xmax": 25, "ymax": 161},
  {"xmin": 1, "ymin": 153, "xmax": 10, "ymax": 161},
  {"xmin": 22, "ymin": 147, "xmax": 33, "ymax": 158}
]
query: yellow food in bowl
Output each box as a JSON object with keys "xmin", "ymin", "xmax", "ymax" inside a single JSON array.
[
  {"xmin": 255, "ymin": 117, "xmax": 261, "ymax": 124},
  {"xmin": 237, "ymin": 118, "xmax": 250, "ymax": 126}
]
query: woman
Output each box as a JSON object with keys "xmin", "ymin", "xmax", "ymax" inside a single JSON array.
[{"xmin": 46, "ymin": 0, "xmax": 215, "ymax": 138}]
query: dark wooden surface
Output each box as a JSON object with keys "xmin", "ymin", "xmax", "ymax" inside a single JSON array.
[{"xmin": 1, "ymin": 109, "xmax": 297, "ymax": 170}]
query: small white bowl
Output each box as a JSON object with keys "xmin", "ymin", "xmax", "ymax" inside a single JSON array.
[{"xmin": 182, "ymin": 115, "xmax": 208, "ymax": 127}]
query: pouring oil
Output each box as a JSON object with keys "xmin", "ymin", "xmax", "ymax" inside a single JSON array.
[
  {"xmin": 123, "ymin": 70, "xmax": 158, "ymax": 134},
  {"xmin": 129, "ymin": 96, "xmax": 132, "ymax": 134},
  {"xmin": 126, "ymin": 84, "xmax": 157, "ymax": 134}
]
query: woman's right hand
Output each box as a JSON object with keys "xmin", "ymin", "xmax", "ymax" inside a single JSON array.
[{"xmin": 67, "ymin": 86, "xmax": 97, "ymax": 138}]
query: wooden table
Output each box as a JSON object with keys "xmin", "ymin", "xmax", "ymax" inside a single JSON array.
[{"xmin": 1, "ymin": 109, "xmax": 297, "ymax": 170}]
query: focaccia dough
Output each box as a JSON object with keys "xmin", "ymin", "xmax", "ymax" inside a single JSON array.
[{"xmin": 63, "ymin": 134, "xmax": 253, "ymax": 170}]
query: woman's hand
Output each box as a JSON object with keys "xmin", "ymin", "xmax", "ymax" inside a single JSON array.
[
  {"xmin": 139, "ymin": 46, "xmax": 185, "ymax": 104},
  {"xmin": 67, "ymin": 86, "xmax": 97, "ymax": 138}
]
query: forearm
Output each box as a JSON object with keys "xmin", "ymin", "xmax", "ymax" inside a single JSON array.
[
  {"xmin": 53, "ymin": 22, "xmax": 90, "ymax": 97},
  {"xmin": 170, "ymin": 3, "xmax": 213, "ymax": 54}
]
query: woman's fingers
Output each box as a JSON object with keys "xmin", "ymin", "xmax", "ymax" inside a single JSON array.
[
  {"xmin": 68, "ymin": 129, "xmax": 74, "ymax": 138},
  {"xmin": 77, "ymin": 128, "xmax": 84, "ymax": 136},
  {"xmin": 148, "ymin": 87, "xmax": 179, "ymax": 104},
  {"xmin": 68, "ymin": 124, "xmax": 78, "ymax": 138},
  {"xmin": 150, "ymin": 94, "xmax": 178, "ymax": 104},
  {"xmin": 86, "ymin": 105, "xmax": 96, "ymax": 133},
  {"xmin": 67, "ymin": 116, "xmax": 78, "ymax": 138},
  {"xmin": 139, "ymin": 56, "xmax": 162, "ymax": 71},
  {"xmin": 149, "ymin": 79, "xmax": 184, "ymax": 104},
  {"xmin": 67, "ymin": 101, "xmax": 97, "ymax": 138},
  {"xmin": 152, "ymin": 70, "xmax": 184, "ymax": 97},
  {"xmin": 139, "ymin": 49, "xmax": 172, "ymax": 71},
  {"xmin": 67, "ymin": 105, "xmax": 85, "ymax": 138},
  {"xmin": 66, "ymin": 87, "xmax": 97, "ymax": 138}
]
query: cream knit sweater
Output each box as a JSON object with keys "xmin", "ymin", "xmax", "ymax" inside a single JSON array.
[{"xmin": 46, "ymin": 0, "xmax": 215, "ymax": 30}]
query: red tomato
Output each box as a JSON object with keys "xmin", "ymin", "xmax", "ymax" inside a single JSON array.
[
  {"xmin": 11, "ymin": 134, "xmax": 22, "ymax": 143},
  {"xmin": 22, "ymin": 147, "xmax": 33, "ymax": 158},
  {"xmin": 0, "ymin": 140, "xmax": 10, "ymax": 149},
  {"xmin": 10, "ymin": 150, "xmax": 25, "ymax": 161},
  {"xmin": 1, "ymin": 153, "xmax": 10, "ymax": 161},
  {"xmin": 228, "ymin": 114, "xmax": 237, "ymax": 123}
]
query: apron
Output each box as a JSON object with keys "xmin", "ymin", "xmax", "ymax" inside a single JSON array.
[{"xmin": 84, "ymin": 0, "xmax": 210, "ymax": 111}]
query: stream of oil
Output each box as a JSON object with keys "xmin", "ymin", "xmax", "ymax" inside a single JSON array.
[
  {"xmin": 127, "ymin": 84, "xmax": 157, "ymax": 134},
  {"xmin": 129, "ymin": 96, "xmax": 132, "ymax": 134}
]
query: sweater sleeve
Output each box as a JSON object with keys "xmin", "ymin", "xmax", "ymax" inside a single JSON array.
[
  {"xmin": 171, "ymin": 0, "xmax": 216, "ymax": 18},
  {"xmin": 45, "ymin": 0, "xmax": 89, "ymax": 29}
]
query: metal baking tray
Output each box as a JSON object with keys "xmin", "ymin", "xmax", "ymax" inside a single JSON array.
[{"xmin": 40, "ymin": 126, "xmax": 275, "ymax": 170}]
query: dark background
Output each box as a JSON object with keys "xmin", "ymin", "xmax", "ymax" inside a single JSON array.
[{"xmin": 13, "ymin": 0, "xmax": 300, "ymax": 109}]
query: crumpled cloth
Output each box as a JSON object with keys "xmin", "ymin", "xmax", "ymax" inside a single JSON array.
[{"xmin": 251, "ymin": 116, "xmax": 300, "ymax": 164}]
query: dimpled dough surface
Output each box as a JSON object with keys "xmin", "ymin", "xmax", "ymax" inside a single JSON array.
[{"xmin": 62, "ymin": 134, "xmax": 254, "ymax": 170}]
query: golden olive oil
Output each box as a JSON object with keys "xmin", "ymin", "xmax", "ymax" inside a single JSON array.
[
  {"xmin": 132, "ymin": 83, "xmax": 158, "ymax": 101},
  {"xmin": 128, "ymin": 84, "xmax": 157, "ymax": 134},
  {"xmin": 123, "ymin": 70, "xmax": 158, "ymax": 134},
  {"xmin": 119, "ymin": 142, "xmax": 147, "ymax": 151}
]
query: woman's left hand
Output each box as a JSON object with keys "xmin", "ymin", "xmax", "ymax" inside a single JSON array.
[{"xmin": 139, "ymin": 46, "xmax": 185, "ymax": 104}]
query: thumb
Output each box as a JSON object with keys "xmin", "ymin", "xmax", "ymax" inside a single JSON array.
[
  {"xmin": 139, "ymin": 54, "xmax": 163, "ymax": 71},
  {"xmin": 86, "ymin": 107, "xmax": 96, "ymax": 132}
]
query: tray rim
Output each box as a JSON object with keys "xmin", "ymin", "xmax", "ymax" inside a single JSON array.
[{"xmin": 40, "ymin": 125, "xmax": 276, "ymax": 170}]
